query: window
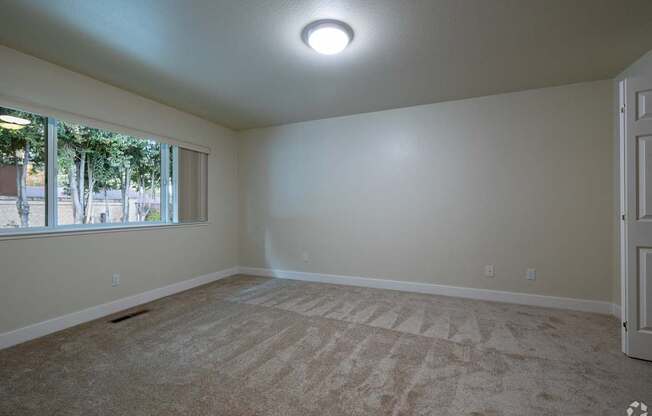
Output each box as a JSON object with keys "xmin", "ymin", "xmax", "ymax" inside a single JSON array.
[
  {"xmin": 0, "ymin": 104, "xmax": 208, "ymax": 235},
  {"xmin": 0, "ymin": 108, "xmax": 47, "ymax": 229},
  {"xmin": 56, "ymin": 120, "xmax": 162, "ymax": 225}
]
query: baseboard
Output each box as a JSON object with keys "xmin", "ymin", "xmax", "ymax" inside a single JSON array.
[
  {"xmin": 1, "ymin": 265, "xmax": 618, "ymax": 350},
  {"xmin": 239, "ymin": 267, "xmax": 617, "ymax": 316},
  {"xmin": 0, "ymin": 267, "xmax": 239, "ymax": 350}
]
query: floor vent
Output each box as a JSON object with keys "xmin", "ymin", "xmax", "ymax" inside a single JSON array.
[{"xmin": 110, "ymin": 309, "xmax": 150, "ymax": 323}]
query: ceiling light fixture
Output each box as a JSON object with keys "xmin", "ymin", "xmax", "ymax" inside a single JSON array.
[
  {"xmin": 302, "ymin": 19, "xmax": 353, "ymax": 55},
  {"xmin": 0, "ymin": 115, "xmax": 31, "ymax": 125}
]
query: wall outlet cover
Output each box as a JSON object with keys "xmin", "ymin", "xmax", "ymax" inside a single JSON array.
[
  {"xmin": 526, "ymin": 268, "xmax": 536, "ymax": 280},
  {"xmin": 484, "ymin": 265, "xmax": 495, "ymax": 277}
]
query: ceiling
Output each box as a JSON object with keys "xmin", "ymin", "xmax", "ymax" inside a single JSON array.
[{"xmin": 0, "ymin": 0, "xmax": 651, "ymax": 130}]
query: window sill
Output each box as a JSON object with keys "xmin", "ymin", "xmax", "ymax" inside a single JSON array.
[{"xmin": 0, "ymin": 221, "xmax": 210, "ymax": 241}]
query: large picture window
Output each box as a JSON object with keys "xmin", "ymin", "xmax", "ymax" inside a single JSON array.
[{"xmin": 0, "ymin": 104, "xmax": 208, "ymax": 234}]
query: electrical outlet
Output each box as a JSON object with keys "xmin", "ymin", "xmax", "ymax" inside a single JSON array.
[
  {"xmin": 112, "ymin": 273, "xmax": 120, "ymax": 287},
  {"xmin": 526, "ymin": 268, "xmax": 536, "ymax": 280},
  {"xmin": 484, "ymin": 265, "xmax": 495, "ymax": 277},
  {"xmin": 302, "ymin": 251, "xmax": 310, "ymax": 263}
]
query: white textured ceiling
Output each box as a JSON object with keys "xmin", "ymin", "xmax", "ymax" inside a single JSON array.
[{"xmin": 0, "ymin": 0, "xmax": 651, "ymax": 130}]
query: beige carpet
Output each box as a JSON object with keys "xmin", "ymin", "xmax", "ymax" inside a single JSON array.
[{"xmin": 1, "ymin": 275, "xmax": 651, "ymax": 415}]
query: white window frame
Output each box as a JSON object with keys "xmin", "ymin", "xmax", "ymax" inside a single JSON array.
[{"xmin": 0, "ymin": 105, "xmax": 196, "ymax": 238}]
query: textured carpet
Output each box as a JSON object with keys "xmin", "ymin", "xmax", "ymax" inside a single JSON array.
[{"xmin": 1, "ymin": 275, "xmax": 651, "ymax": 416}]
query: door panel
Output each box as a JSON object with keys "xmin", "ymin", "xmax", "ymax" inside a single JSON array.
[
  {"xmin": 638, "ymin": 136, "xmax": 652, "ymax": 220},
  {"xmin": 638, "ymin": 248, "xmax": 652, "ymax": 333},
  {"xmin": 637, "ymin": 89, "xmax": 652, "ymax": 120}
]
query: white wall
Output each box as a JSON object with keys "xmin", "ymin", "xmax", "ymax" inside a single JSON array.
[
  {"xmin": 238, "ymin": 81, "xmax": 615, "ymax": 302},
  {"xmin": 0, "ymin": 46, "xmax": 238, "ymax": 334}
]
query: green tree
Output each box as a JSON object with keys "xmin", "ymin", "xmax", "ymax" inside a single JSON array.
[
  {"xmin": 57, "ymin": 122, "xmax": 100, "ymax": 223},
  {"xmin": 130, "ymin": 140, "xmax": 160, "ymax": 221},
  {"xmin": 57, "ymin": 123, "xmax": 161, "ymax": 224},
  {"xmin": 104, "ymin": 135, "xmax": 160, "ymax": 223},
  {"xmin": 89, "ymin": 143, "xmax": 120, "ymax": 223}
]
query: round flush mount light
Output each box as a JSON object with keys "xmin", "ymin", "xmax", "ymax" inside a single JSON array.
[
  {"xmin": 302, "ymin": 19, "xmax": 353, "ymax": 55},
  {"xmin": 0, "ymin": 115, "xmax": 31, "ymax": 126}
]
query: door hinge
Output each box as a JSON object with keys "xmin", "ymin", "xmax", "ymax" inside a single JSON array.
[
  {"xmin": 623, "ymin": 321, "xmax": 628, "ymax": 332},
  {"xmin": 622, "ymin": 214, "xmax": 626, "ymax": 221},
  {"xmin": 621, "ymin": 105, "xmax": 626, "ymax": 113}
]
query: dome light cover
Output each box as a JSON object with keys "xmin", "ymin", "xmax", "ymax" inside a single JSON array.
[{"xmin": 302, "ymin": 20, "xmax": 354, "ymax": 55}]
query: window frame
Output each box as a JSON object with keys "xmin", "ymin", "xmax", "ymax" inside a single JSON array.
[{"xmin": 0, "ymin": 101, "xmax": 208, "ymax": 238}]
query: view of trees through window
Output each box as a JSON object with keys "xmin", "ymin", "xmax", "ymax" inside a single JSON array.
[
  {"xmin": 56, "ymin": 120, "xmax": 161, "ymax": 225},
  {"xmin": 0, "ymin": 105, "xmax": 174, "ymax": 230},
  {"xmin": 0, "ymin": 108, "xmax": 46, "ymax": 229}
]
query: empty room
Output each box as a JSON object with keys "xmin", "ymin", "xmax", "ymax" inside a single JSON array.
[{"xmin": 1, "ymin": 1, "xmax": 652, "ymax": 415}]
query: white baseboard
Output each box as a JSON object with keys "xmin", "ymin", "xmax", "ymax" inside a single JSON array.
[
  {"xmin": 0, "ymin": 267, "xmax": 239, "ymax": 350},
  {"xmin": 239, "ymin": 267, "xmax": 617, "ymax": 316},
  {"xmin": 1, "ymin": 265, "xmax": 619, "ymax": 350}
]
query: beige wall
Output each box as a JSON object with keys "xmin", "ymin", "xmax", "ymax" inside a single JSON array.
[
  {"xmin": 0, "ymin": 42, "xmax": 621, "ymax": 336},
  {"xmin": 238, "ymin": 81, "xmax": 615, "ymax": 302},
  {"xmin": 0, "ymin": 46, "xmax": 238, "ymax": 334}
]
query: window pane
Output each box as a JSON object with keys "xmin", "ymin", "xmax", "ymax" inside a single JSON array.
[
  {"xmin": 56, "ymin": 120, "xmax": 161, "ymax": 225},
  {"xmin": 168, "ymin": 145, "xmax": 176, "ymax": 223},
  {"xmin": 178, "ymin": 147, "xmax": 207, "ymax": 222},
  {"xmin": 0, "ymin": 106, "xmax": 47, "ymax": 229}
]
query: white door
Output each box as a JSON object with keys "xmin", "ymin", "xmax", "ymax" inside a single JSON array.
[{"xmin": 625, "ymin": 73, "xmax": 652, "ymax": 361}]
